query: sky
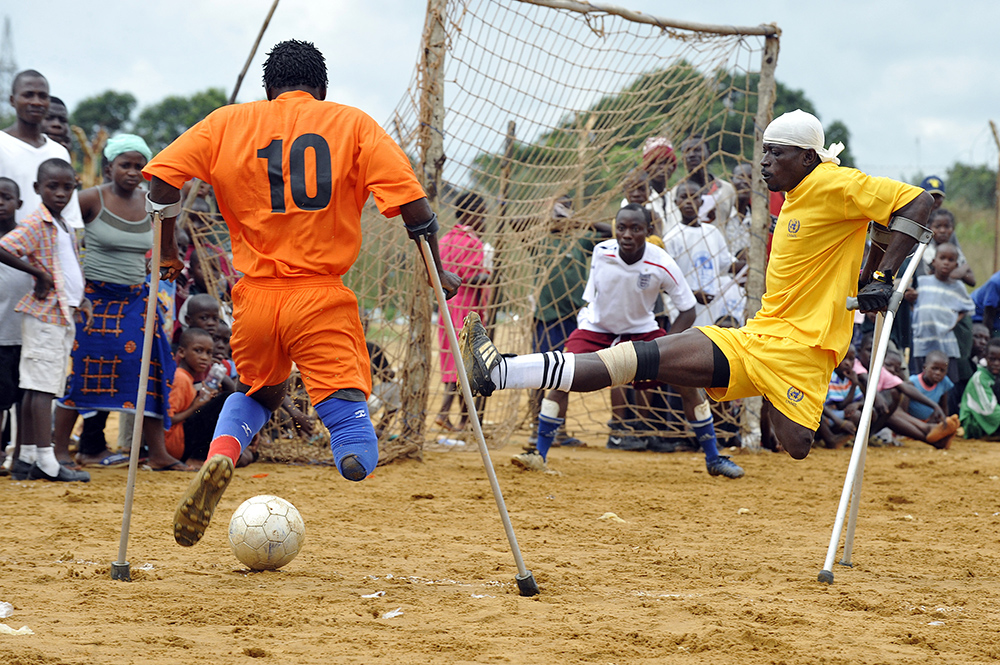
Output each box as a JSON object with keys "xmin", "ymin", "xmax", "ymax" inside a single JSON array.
[{"xmin": 5, "ymin": 0, "xmax": 1000, "ymax": 180}]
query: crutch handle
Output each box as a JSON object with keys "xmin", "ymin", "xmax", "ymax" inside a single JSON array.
[{"xmin": 845, "ymin": 291, "xmax": 904, "ymax": 313}]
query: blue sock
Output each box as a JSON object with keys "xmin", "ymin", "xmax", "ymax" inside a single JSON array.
[
  {"xmin": 690, "ymin": 417, "xmax": 719, "ymax": 462},
  {"xmin": 535, "ymin": 414, "xmax": 563, "ymax": 461},
  {"xmin": 314, "ymin": 397, "xmax": 379, "ymax": 480},
  {"xmin": 212, "ymin": 392, "xmax": 272, "ymax": 451}
]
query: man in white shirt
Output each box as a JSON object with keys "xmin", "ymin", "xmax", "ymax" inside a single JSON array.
[
  {"xmin": 513, "ymin": 203, "xmax": 744, "ymax": 479},
  {"xmin": 0, "ymin": 70, "xmax": 83, "ymax": 229}
]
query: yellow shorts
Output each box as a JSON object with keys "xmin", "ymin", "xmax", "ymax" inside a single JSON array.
[
  {"xmin": 697, "ymin": 325, "xmax": 839, "ymax": 430},
  {"xmin": 229, "ymin": 275, "xmax": 371, "ymax": 405}
]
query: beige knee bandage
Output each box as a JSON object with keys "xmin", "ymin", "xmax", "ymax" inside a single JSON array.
[{"xmin": 596, "ymin": 342, "xmax": 638, "ymax": 387}]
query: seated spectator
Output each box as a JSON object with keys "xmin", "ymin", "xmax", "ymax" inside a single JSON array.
[
  {"xmin": 960, "ymin": 338, "xmax": 1000, "ymax": 440},
  {"xmin": 816, "ymin": 347, "xmax": 862, "ymax": 449},
  {"xmin": 905, "ymin": 351, "xmax": 953, "ymax": 421},
  {"xmin": 855, "ymin": 336, "xmax": 958, "ymax": 449},
  {"xmin": 166, "ymin": 327, "xmax": 218, "ymax": 463}
]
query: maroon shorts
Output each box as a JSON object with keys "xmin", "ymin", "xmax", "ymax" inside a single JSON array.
[{"xmin": 564, "ymin": 328, "xmax": 667, "ymax": 390}]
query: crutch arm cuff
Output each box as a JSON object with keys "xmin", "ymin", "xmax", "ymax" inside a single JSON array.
[
  {"xmin": 888, "ymin": 215, "xmax": 932, "ymax": 244},
  {"xmin": 145, "ymin": 193, "xmax": 182, "ymax": 219},
  {"xmin": 404, "ymin": 213, "xmax": 439, "ymax": 240}
]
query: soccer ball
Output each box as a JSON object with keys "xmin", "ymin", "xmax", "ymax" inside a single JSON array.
[{"xmin": 228, "ymin": 495, "xmax": 305, "ymax": 571}]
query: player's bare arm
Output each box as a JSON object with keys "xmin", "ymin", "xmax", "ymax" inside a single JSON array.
[
  {"xmin": 148, "ymin": 175, "xmax": 185, "ymax": 281},
  {"xmin": 857, "ymin": 191, "xmax": 934, "ymax": 313},
  {"xmin": 400, "ymin": 197, "xmax": 461, "ymax": 299}
]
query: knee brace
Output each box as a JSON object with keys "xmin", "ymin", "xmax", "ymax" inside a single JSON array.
[{"xmin": 314, "ymin": 397, "xmax": 379, "ymax": 480}]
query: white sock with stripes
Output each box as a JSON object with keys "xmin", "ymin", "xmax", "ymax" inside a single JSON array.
[{"xmin": 489, "ymin": 352, "xmax": 575, "ymax": 392}]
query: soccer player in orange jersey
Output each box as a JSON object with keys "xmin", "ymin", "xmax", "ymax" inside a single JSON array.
[{"xmin": 143, "ymin": 40, "xmax": 460, "ymax": 547}]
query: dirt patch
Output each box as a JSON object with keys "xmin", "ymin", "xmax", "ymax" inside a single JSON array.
[{"xmin": 1, "ymin": 435, "xmax": 999, "ymax": 664}]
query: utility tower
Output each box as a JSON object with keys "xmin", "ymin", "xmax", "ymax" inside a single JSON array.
[{"xmin": 0, "ymin": 17, "xmax": 16, "ymax": 103}]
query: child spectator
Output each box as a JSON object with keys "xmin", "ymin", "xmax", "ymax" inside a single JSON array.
[
  {"xmin": 855, "ymin": 336, "xmax": 958, "ymax": 449},
  {"xmin": 41, "ymin": 96, "xmax": 72, "ymax": 153},
  {"xmin": 0, "ymin": 159, "xmax": 92, "ymax": 481},
  {"xmin": 435, "ymin": 192, "xmax": 491, "ymax": 433},
  {"xmin": 0, "ymin": 178, "xmax": 32, "ymax": 470},
  {"xmin": 921, "ymin": 209, "xmax": 975, "ymax": 287},
  {"xmin": 213, "ymin": 322, "xmax": 238, "ymax": 380},
  {"xmin": 186, "ymin": 293, "xmax": 313, "ymax": 453},
  {"xmin": 166, "ymin": 327, "xmax": 218, "ymax": 461},
  {"xmin": 911, "ymin": 243, "xmax": 975, "ymax": 382},
  {"xmin": 664, "ymin": 179, "xmax": 740, "ymax": 327},
  {"xmin": 960, "ymin": 338, "xmax": 1000, "ymax": 439},
  {"xmin": 972, "ymin": 323, "xmax": 990, "ymax": 368},
  {"xmin": 816, "ymin": 347, "xmax": 862, "ymax": 448},
  {"xmin": 907, "ymin": 351, "xmax": 953, "ymax": 421}
]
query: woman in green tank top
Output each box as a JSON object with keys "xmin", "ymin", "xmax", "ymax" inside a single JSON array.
[{"xmin": 53, "ymin": 135, "xmax": 190, "ymax": 471}]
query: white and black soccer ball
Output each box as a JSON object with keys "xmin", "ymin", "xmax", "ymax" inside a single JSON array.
[{"xmin": 228, "ymin": 495, "xmax": 305, "ymax": 571}]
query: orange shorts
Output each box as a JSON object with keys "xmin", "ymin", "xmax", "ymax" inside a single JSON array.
[{"xmin": 229, "ymin": 275, "xmax": 371, "ymax": 405}]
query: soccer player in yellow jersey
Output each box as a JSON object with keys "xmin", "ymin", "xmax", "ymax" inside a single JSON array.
[
  {"xmin": 142, "ymin": 40, "xmax": 460, "ymax": 546},
  {"xmin": 463, "ymin": 110, "xmax": 934, "ymax": 461}
]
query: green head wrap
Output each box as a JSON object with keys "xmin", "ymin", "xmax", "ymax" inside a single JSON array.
[{"xmin": 104, "ymin": 134, "xmax": 152, "ymax": 164}]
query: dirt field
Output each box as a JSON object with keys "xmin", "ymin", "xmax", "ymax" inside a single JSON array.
[{"xmin": 1, "ymin": 433, "xmax": 999, "ymax": 665}]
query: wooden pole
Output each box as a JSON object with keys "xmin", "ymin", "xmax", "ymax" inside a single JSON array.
[
  {"xmin": 229, "ymin": 0, "xmax": 280, "ymax": 105},
  {"xmin": 515, "ymin": 0, "xmax": 779, "ymax": 36},
  {"xmin": 990, "ymin": 120, "xmax": 1000, "ymax": 273},
  {"xmin": 740, "ymin": 33, "xmax": 780, "ymax": 453},
  {"xmin": 393, "ymin": 0, "xmax": 448, "ymax": 458}
]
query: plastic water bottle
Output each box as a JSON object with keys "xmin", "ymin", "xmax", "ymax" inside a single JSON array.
[{"xmin": 204, "ymin": 363, "xmax": 227, "ymax": 391}]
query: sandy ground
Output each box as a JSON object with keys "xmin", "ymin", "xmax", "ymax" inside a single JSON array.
[{"xmin": 1, "ymin": 433, "xmax": 1000, "ymax": 665}]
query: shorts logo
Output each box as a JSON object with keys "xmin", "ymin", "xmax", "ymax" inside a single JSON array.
[
  {"xmin": 637, "ymin": 273, "xmax": 651, "ymax": 289},
  {"xmin": 787, "ymin": 218, "xmax": 801, "ymax": 236},
  {"xmin": 786, "ymin": 386, "xmax": 804, "ymax": 403}
]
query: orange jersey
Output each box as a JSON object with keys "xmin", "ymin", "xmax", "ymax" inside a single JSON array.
[{"xmin": 143, "ymin": 90, "xmax": 426, "ymax": 278}]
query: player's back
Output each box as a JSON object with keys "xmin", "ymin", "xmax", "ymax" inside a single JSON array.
[{"xmin": 147, "ymin": 90, "xmax": 423, "ymax": 279}]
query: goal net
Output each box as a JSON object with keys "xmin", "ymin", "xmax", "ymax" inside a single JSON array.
[{"xmin": 187, "ymin": 0, "xmax": 780, "ymax": 462}]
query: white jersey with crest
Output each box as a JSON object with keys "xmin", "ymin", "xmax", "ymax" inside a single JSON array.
[{"xmin": 577, "ymin": 239, "xmax": 696, "ymax": 335}]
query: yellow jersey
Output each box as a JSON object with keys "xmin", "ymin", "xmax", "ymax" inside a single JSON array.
[{"xmin": 744, "ymin": 162, "xmax": 922, "ymax": 355}]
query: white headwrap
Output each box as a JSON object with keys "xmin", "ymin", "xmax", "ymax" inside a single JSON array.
[{"xmin": 762, "ymin": 109, "xmax": 845, "ymax": 166}]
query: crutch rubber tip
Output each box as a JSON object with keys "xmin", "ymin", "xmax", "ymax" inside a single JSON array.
[
  {"xmin": 110, "ymin": 561, "xmax": 131, "ymax": 582},
  {"xmin": 516, "ymin": 571, "xmax": 540, "ymax": 596},
  {"xmin": 817, "ymin": 569, "xmax": 834, "ymax": 585}
]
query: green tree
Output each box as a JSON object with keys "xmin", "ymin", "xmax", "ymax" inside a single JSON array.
[
  {"xmin": 946, "ymin": 162, "xmax": 997, "ymax": 209},
  {"xmin": 134, "ymin": 88, "xmax": 227, "ymax": 153},
  {"xmin": 824, "ymin": 120, "xmax": 855, "ymax": 169},
  {"xmin": 468, "ymin": 64, "xmax": 845, "ymax": 206},
  {"xmin": 72, "ymin": 90, "xmax": 137, "ymax": 135}
]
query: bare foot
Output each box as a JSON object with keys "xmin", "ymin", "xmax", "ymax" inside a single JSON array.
[{"xmin": 927, "ymin": 415, "xmax": 959, "ymax": 446}]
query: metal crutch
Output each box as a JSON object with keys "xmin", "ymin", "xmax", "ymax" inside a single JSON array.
[
  {"xmin": 818, "ymin": 240, "xmax": 928, "ymax": 585},
  {"xmin": 111, "ymin": 207, "xmax": 167, "ymax": 582},
  {"xmin": 417, "ymin": 235, "xmax": 540, "ymax": 597}
]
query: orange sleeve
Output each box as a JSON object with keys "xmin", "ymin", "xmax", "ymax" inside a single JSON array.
[
  {"xmin": 142, "ymin": 112, "xmax": 219, "ymax": 188},
  {"xmin": 358, "ymin": 121, "xmax": 427, "ymax": 218}
]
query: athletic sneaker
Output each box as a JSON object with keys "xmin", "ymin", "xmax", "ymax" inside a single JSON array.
[
  {"xmin": 511, "ymin": 450, "xmax": 547, "ymax": 472},
  {"xmin": 173, "ymin": 454, "xmax": 234, "ymax": 547},
  {"xmin": 706, "ymin": 455, "xmax": 745, "ymax": 478},
  {"xmin": 459, "ymin": 312, "xmax": 503, "ymax": 396}
]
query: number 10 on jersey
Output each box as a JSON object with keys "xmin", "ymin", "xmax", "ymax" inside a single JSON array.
[{"xmin": 257, "ymin": 134, "xmax": 333, "ymax": 213}]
